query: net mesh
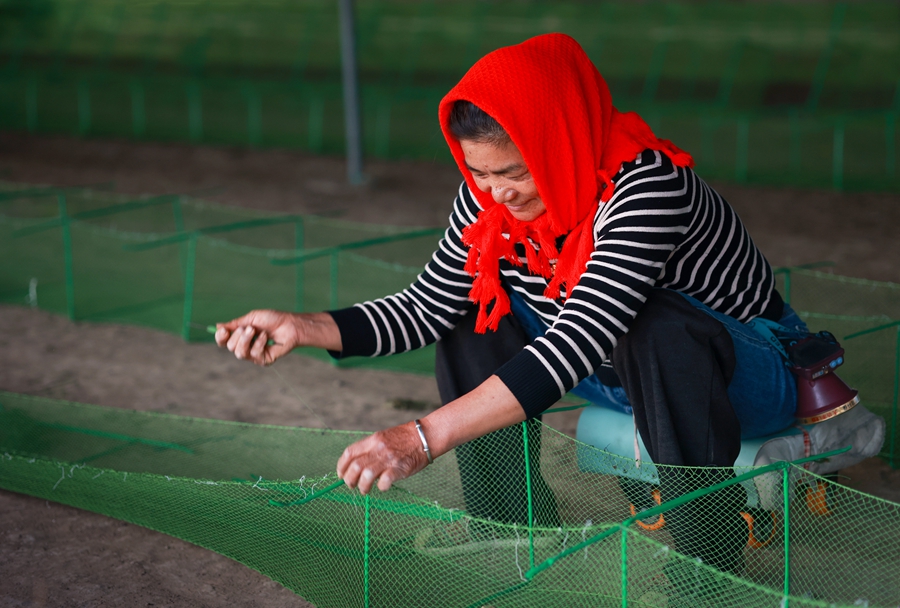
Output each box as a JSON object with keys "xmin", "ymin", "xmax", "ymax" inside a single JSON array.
[{"xmin": 1, "ymin": 392, "xmax": 899, "ymax": 607}]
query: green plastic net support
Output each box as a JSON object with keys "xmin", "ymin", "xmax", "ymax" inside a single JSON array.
[{"xmin": 1, "ymin": 391, "xmax": 899, "ymax": 607}]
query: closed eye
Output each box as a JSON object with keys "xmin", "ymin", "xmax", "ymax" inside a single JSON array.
[{"xmin": 465, "ymin": 162, "xmax": 527, "ymax": 178}]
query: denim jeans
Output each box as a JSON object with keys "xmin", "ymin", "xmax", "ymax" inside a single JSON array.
[{"xmin": 507, "ymin": 288, "xmax": 807, "ymax": 439}]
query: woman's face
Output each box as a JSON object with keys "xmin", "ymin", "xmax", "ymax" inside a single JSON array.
[{"xmin": 460, "ymin": 139, "xmax": 546, "ymax": 222}]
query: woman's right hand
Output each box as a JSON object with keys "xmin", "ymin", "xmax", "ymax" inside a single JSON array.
[{"xmin": 215, "ymin": 310, "xmax": 341, "ymax": 367}]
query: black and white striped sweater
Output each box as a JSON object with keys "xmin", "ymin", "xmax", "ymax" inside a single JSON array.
[{"xmin": 330, "ymin": 150, "xmax": 780, "ymax": 418}]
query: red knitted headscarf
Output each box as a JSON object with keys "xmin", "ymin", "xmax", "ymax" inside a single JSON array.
[{"xmin": 439, "ymin": 33, "xmax": 694, "ymax": 333}]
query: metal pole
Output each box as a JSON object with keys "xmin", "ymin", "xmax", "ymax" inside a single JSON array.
[{"xmin": 338, "ymin": 0, "xmax": 365, "ymax": 184}]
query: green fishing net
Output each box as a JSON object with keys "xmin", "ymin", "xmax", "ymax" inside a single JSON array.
[
  {"xmin": 1, "ymin": 182, "xmax": 899, "ymax": 605},
  {"xmin": 1, "ymin": 392, "xmax": 899, "ymax": 607}
]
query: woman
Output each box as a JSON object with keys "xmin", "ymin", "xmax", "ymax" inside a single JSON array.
[{"xmin": 216, "ymin": 33, "xmax": 803, "ymax": 578}]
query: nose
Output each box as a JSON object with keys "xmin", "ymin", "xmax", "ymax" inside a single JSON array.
[{"xmin": 491, "ymin": 185, "xmax": 517, "ymax": 204}]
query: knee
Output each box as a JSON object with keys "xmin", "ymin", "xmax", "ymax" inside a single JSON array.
[
  {"xmin": 618, "ymin": 289, "xmax": 695, "ymax": 352},
  {"xmin": 614, "ymin": 289, "xmax": 734, "ymax": 377}
]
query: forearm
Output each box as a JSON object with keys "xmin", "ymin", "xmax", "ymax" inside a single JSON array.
[
  {"xmin": 296, "ymin": 312, "xmax": 343, "ymax": 352},
  {"xmin": 419, "ymin": 375, "xmax": 526, "ymax": 458}
]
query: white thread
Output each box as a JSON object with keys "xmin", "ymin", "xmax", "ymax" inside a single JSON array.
[
  {"xmin": 123, "ymin": 472, "xmax": 127, "ymax": 481},
  {"xmin": 561, "ymin": 529, "xmax": 569, "ymax": 552},
  {"xmin": 3, "ymin": 453, "xmax": 11, "ymax": 460},
  {"xmin": 194, "ymin": 480, "xmax": 218, "ymax": 485},
  {"xmin": 92, "ymin": 471, "xmax": 104, "ymax": 479},
  {"xmin": 513, "ymin": 524, "xmax": 525, "ymax": 581},
  {"xmin": 52, "ymin": 466, "xmax": 66, "ymax": 490},
  {"xmin": 251, "ymin": 475, "xmax": 263, "ymax": 489},
  {"xmin": 28, "ymin": 458, "xmax": 36, "ymax": 464},
  {"xmin": 653, "ymin": 545, "xmax": 669, "ymax": 559}
]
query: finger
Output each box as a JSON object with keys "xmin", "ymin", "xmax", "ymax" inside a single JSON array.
[
  {"xmin": 262, "ymin": 344, "xmax": 289, "ymax": 366},
  {"xmin": 377, "ymin": 472, "xmax": 395, "ymax": 493},
  {"xmin": 218, "ymin": 313, "xmax": 255, "ymax": 332},
  {"xmin": 337, "ymin": 439, "xmax": 369, "ymax": 477},
  {"xmin": 234, "ymin": 326, "xmax": 257, "ymax": 360},
  {"xmin": 255, "ymin": 335, "xmax": 286, "ymax": 367},
  {"xmin": 341, "ymin": 459, "xmax": 364, "ymax": 490},
  {"xmin": 225, "ymin": 326, "xmax": 244, "ymax": 353},
  {"xmin": 214, "ymin": 325, "xmax": 230, "ymax": 347},
  {"xmin": 336, "ymin": 447, "xmax": 352, "ymax": 478},
  {"xmin": 357, "ymin": 468, "xmax": 377, "ymax": 495},
  {"xmin": 249, "ymin": 330, "xmax": 268, "ymax": 362}
]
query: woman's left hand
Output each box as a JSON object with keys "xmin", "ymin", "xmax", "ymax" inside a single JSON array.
[
  {"xmin": 337, "ymin": 421, "xmax": 431, "ymax": 494},
  {"xmin": 337, "ymin": 376, "xmax": 526, "ymax": 495}
]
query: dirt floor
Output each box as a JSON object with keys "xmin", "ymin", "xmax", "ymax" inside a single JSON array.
[{"xmin": 1, "ymin": 132, "xmax": 899, "ymax": 607}]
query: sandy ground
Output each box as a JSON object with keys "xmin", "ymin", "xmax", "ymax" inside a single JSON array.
[{"xmin": 1, "ymin": 132, "xmax": 899, "ymax": 607}]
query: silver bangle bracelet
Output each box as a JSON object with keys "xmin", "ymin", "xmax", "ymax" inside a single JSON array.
[{"xmin": 413, "ymin": 419, "xmax": 434, "ymax": 464}]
